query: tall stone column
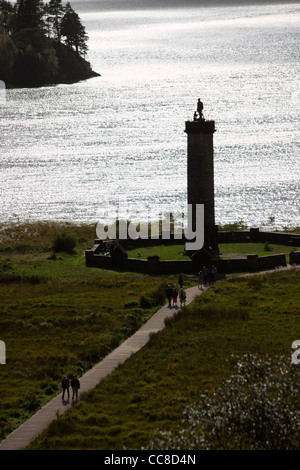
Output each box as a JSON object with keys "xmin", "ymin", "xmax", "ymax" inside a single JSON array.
[{"xmin": 185, "ymin": 101, "xmax": 219, "ymax": 252}]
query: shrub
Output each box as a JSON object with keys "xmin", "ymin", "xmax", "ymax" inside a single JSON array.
[
  {"xmin": 146, "ymin": 354, "xmax": 300, "ymax": 450},
  {"xmin": 43, "ymin": 382, "xmax": 59, "ymax": 396},
  {"xmin": 264, "ymin": 241, "xmax": 273, "ymax": 252},
  {"xmin": 22, "ymin": 391, "xmax": 41, "ymax": 412},
  {"xmin": 140, "ymin": 283, "xmax": 167, "ymax": 308},
  {"xmin": 140, "ymin": 295, "xmax": 152, "ymax": 308},
  {"xmin": 52, "ymin": 232, "xmax": 76, "ymax": 253},
  {"xmin": 124, "ymin": 301, "xmax": 139, "ymax": 308}
]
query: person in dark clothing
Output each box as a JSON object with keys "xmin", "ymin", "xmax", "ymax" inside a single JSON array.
[
  {"xmin": 61, "ymin": 375, "xmax": 69, "ymax": 401},
  {"xmin": 179, "ymin": 288, "xmax": 186, "ymax": 308},
  {"xmin": 197, "ymin": 98, "xmax": 204, "ymax": 119},
  {"xmin": 211, "ymin": 265, "xmax": 217, "ymax": 284},
  {"xmin": 71, "ymin": 375, "xmax": 80, "ymax": 401},
  {"xmin": 198, "ymin": 270, "xmax": 203, "ymax": 290},
  {"xmin": 166, "ymin": 285, "xmax": 173, "ymax": 307},
  {"xmin": 202, "ymin": 266, "xmax": 209, "ymax": 286},
  {"xmin": 172, "ymin": 287, "xmax": 178, "ymax": 307}
]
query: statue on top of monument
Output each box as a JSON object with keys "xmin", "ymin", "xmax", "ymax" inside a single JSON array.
[{"xmin": 196, "ymin": 98, "xmax": 204, "ymax": 121}]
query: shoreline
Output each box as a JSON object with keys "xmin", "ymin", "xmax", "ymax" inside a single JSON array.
[
  {"xmin": 4, "ymin": 71, "xmax": 101, "ymax": 90},
  {"xmin": 0, "ymin": 219, "xmax": 299, "ymax": 233}
]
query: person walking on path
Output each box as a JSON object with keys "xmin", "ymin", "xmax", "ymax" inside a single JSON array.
[
  {"xmin": 71, "ymin": 375, "xmax": 80, "ymax": 401},
  {"xmin": 198, "ymin": 269, "xmax": 203, "ymax": 290},
  {"xmin": 61, "ymin": 375, "xmax": 69, "ymax": 401},
  {"xmin": 179, "ymin": 288, "xmax": 186, "ymax": 308},
  {"xmin": 211, "ymin": 265, "xmax": 217, "ymax": 284},
  {"xmin": 202, "ymin": 266, "xmax": 209, "ymax": 286},
  {"xmin": 172, "ymin": 287, "xmax": 178, "ymax": 308},
  {"xmin": 166, "ymin": 285, "xmax": 173, "ymax": 307},
  {"xmin": 178, "ymin": 273, "xmax": 183, "ymax": 289}
]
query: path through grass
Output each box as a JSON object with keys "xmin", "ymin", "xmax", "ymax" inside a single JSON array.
[
  {"xmin": 0, "ymin": 222, "xmax": 194, "ymax": 440},
  {"xmin": 27, "ymin": 268, "xmax": 300, "ymax": 450}
]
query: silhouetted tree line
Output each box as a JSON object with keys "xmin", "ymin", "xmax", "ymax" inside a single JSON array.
[{"xmin": 0, "ymin": 0, "xmax": 98, "ymax": 87}]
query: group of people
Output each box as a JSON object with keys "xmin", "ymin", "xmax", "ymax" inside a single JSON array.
[
  {"xmin": 166, "ymin": 266, "xmax": 218, "ymax": 306},
  {"xmin": 197, "ymin": 265, "xmax": 217, "ymax": 289},
  {"xmin": 166, "ymin": 274, "xmax": 187, "ymax": 308},
  {"xmin": 61, "ymin": 375, "xmax": 80, "ymax": 402},
  {"xmin": 60, "ymin": 266, "xmax": 217, "ymax": 406}
]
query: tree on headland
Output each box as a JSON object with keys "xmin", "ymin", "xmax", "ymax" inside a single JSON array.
[
  {"xmin": 0, "ymin": 0, "xmax": 98, "ymax": 87},
  {"xmin": 13, "ymin": 0, "xmax": 45, "ymax": 31},
  {"xmin": 0, "ymin": 0, "xmax": 14, "ymax": 35},
  {"xmin": 0, "ymin": 34, "xmax": 16, "ymax": 82},
  {"xmin": 46, "ymin": 0, "xmax": 64, "ymax": 41},
  {"xmin": 60, "ymin": 2, "xmax": 88, "ymax": 56}
]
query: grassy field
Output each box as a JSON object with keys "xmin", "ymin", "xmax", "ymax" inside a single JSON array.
[
  {"xmin": 126, "ymin": 244, "xmax": 189, "ymax": 260},
  {"xmin": 0, "ymin": 222, "xmax": 299, "ymax": 449},
  {"xmin": 27, "ymin": 268, "xmax": 300, "ymax": 450},
  {"xmin": 218, "ymin": 242, "xmax": 298, "ymax": 258},
  {"xmin": 127, "ymin": 242, "xmax": 298, "ymax": 260},
  {"xmin": 0, "ymin": 222, "xmax": 195, "ymax": 441}
]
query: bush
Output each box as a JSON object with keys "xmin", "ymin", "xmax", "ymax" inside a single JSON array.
[
  {"xmin": 52, "ymin": 232, "xmax": 76, "ymax": 253},
  {"xmin": 124, "ymin": 301, "xmax": 140, "ymax": 308},
  {"xmin": 264, "ymin": 241, "xmax": 273, "ymax": 252},
  {"xmin": 140, "ymin": 295, "xmax": 153, "ymax": 308},
  {"xmin": 140, "ymin": 283, "xmax": 167, "ymax": 309},
  {"xmin": 147, "ymin": 354, "xmax": 300, "ymax": 450},
  {"xmin": 22, "ymin": 391, "xmax": 41, "ymax": 412}
]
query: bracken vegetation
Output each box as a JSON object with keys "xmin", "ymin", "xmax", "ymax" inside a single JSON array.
[
  {"xmin": 0, "ymin": 221, "xmax": 191, "ymax": 441},
  {"xmin": 26, "ymin": 266, "xmax": 300, "ymax": 450}
]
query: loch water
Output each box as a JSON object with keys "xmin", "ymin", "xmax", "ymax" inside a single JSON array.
[{"xmin": 1, "ymin": 2, "xmax": 299, "ymax": 229}]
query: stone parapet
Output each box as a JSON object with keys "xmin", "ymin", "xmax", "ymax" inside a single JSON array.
[{"xmin": 185, "ymin": 120, "xmax": 216, "ymax": 134}]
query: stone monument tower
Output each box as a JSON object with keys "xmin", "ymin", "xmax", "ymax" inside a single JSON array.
[{"xmin": 185, "ymin": 99, "xmax": 219, "ymax": 252}]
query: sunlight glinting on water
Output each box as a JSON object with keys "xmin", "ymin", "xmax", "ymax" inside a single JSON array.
[{"xmin": 0, "ymin": 3, "xmax": 299, "ymax": 229}]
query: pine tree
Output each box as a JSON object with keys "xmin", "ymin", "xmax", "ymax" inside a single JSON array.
[
  {"xmin": 0, "ymin": 0, "xmax": 14, "ymax": 35},
  {"xmin": 60, "ymin": 2, "xmax": 88, "ymax": 56},
  {"xmin": 47, "ymin": 0, "xmax": 64, "ymax": 41},
  {"xmin": 14, "ymin": 0, "xmax": 45, "ymax": 31},
  {"xmin": 0, "ymin": 0, "xmax": 94, "ymax": 86}
]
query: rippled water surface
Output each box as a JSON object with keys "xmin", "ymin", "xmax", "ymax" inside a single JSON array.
[{"xmin": 1, "ymin": 2, "xmax": 299, "ymax": 229}]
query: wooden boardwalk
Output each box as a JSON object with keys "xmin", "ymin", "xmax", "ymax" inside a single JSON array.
[{"xmin": 0, "ymin": 284, "xmax": 203, "ymax": 450}]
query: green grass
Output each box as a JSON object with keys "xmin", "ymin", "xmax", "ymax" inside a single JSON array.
[
  {"xmin": 0, "ymin": 222, "xmax": 193, "ymax": 441},
  {"xmin": 126, "ymin": 244, "xmax": 190, "ymax": 260},
  {"xmin": 27, "ymin": 267, "xmax": 300, "ymax": 450},
  {"xmin": 218, "ymin": 242, "xmax": 298, "ymax": 258},
  {"xmin": 126, "ymin": 242, "xmax": 297, "ymax": 260},
  {"xmin": 1, "ymin": 222, "xmax": 299, "ymax": 449}
]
